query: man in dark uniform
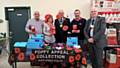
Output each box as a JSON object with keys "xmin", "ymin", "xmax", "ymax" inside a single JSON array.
[
  {"xmin": 54, "ymin": 10, "xmax": 70, "ymax": 43},
  {"xmin": 84, "ymin": 10, "xmax": 107, "ymax": 68},
  {"xmin": 71, "ymin": 9, "xmax": 86, "ymax": 51}
]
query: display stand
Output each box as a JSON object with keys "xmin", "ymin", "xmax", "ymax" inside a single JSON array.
[{"xmin": 104, "ymin": 45, "xmax": 120, "ymax": 68}]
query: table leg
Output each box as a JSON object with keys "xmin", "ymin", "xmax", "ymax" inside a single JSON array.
[
  {"xmin": 14, "ymin": 53, "xmax": 17, "ymax": 68},
  {"xmin": 12, "ymin": 63, "xmax": 14, "ymax": 68},
  {"xmin": 14, "ymin": 61, "xmax": 17, "ymax": 68}
]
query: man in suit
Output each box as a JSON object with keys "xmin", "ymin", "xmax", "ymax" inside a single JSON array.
[
  {"xmin": 84, "ymin": 10, "xmax": 107, "ymax": 68},
  {"xmin": 54, "ymin": 10, "xmax": 70, "ymax": 43}
]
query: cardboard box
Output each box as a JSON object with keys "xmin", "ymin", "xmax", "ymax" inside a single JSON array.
[
  {"xmin": 27, "ymin": 42, "xmax": 43, "ymax": 49},
  {"xmin": 30, "ymin": 34, "xmax": 44, "ymax": 40},
  {"xmin": 14, "ymin": 42, "xmax": 27, "ymax": 53},
  {"xmin": 14, "ymin": 42, "xmax": 27, "ymax": 48},
  {"xmin": 105, "ymin": 48, "xmax": 120, "ymax": 68},
  {"xmin": 105, "ymin": 54, "xmax": 120, "ymax": 68},
  {"xmin": 106, "ymin": 53, "xmax": 116, "ymax": 63},
  {"xmin": 26, "ymin": 49, "xmax": 32, "ymax": 56},
  {"xmin": 29, "ymin": 38, "xmax": 43, "ymax": 42},
  {"xmin": 66, "ymin": 37, "xmax": 78, "ymax": 47}
]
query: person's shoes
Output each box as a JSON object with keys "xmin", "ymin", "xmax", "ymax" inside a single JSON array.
[{"xmin": 87, "ymin": 64, "xmax": 92, "ymax": 68}]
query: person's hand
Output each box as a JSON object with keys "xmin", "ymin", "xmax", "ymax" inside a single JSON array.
[
  {"xmin": 51, "ymin": 27, "xmax": 56, "ymax": 34},
  {"xmin": 49, "ymin": 26, "xmax": 56, "ymax": 35},
  {"xmin": 28, "ymin": 26, "xmax": 37, "ymax": 34},
  {"xmin": 47, "ymin": 34, "xmax": 52, "ymax": 36},
  {"xmin": 28, "ymin": 30, "xmax": 35, "ymax": 34},
  {"xmin": 62, "ymin": 26, "xmax": 68, "ymax": 31},
  {"xmin": 72, "ymin": 30, "xmax": 76, "ymax": 33},
  {"xmin": 50, "ymin": 31, "xmax": 55, "ymax": 35},
  {"xmin": 76, "ymin": 30, "xmax": 80, "ymax": 33},
  {"xmin": 72, "ymin": 30, "xmax": 80, "ymax": 33},
  {"xmin": 88, "ymin": 38, "xmax": 94, "ymax": 43},
  {"xmin": 29, "ymin": 25, "xmax": 36, "ymax": 33},
  {"xmin": 52, "ymin": 31, "xmax": 56, "ymax": 34}
]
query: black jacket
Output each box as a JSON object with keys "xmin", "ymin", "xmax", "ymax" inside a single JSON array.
[
  {"xmin": 54, "ymin": 17, "xmax": 70, "ymax": 43},
  {"xmin": 70, "ymin": 18, "xmax": 86, "ymax": 40}
]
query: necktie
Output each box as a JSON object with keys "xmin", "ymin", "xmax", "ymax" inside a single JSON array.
[
  {"xmin": 91, "ymin": 19, "xmax": 95, "ymax": 25},
  {"xmin": 60, "ymin": 18, "xmax": 63, "ymax": 24},
  {"xmin": 90, "ymin": 19, "xmax": 95, "ymax": 37}
]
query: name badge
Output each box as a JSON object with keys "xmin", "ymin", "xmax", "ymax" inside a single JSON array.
[
  {"xmin": 60, "ymin": 25, "xmax": 63, "ymax": 28},
  {"xmin": 90, "ymin": 25, "xmax": 94, "ymax": 29}
]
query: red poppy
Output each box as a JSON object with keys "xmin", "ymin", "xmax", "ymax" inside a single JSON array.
[
  {"xmin": 17, "ymin": 52, "xmax": 24, "ymax": 61},
  {"xmin": 29, "ymin": 53, "xmax": 36, "ymax": 61},
  {"xmin": 14, "ymin": 48, "xmax": 20, "ymax": 54},
  {"xmin": 74, "ymin": 49, "xmax": 82, "ymax": 53},
  {"xmin": 69, "ymin": 56, "xmax": 74, "ymax": 63},
  {"xmin": 75, "ymin": 54, "xmax": 81, "ymax": 61},
  {"xmin": 62, "ymin": 26, "xmax": 68, "ymax": 31},
  {"xmin": 81, "ymin": 57, "xmax": 87, "ymax": 65}
]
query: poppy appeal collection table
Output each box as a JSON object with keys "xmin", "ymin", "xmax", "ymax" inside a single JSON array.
[{"xmin": 8, "ymin": 34, "xmax": 85, "ymax": 68}]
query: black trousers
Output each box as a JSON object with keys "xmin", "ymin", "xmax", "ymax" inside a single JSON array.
[{"xmin": 89, "ymin": 43, "xmax": 104, "ymax": 68}]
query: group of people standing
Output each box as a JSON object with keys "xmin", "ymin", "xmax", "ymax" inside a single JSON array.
[
  {"xmin": 25, "ymin": 9, "xmax": 86, "ymax": 46},
  {"xmin": 25, "ymin": 9, "xmax": 107, "ymax": 68}
]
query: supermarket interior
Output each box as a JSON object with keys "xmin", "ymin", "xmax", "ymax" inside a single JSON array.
[{"xmin": 0, "ymin": 0, "xmax": 120, "ymax": 68}]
